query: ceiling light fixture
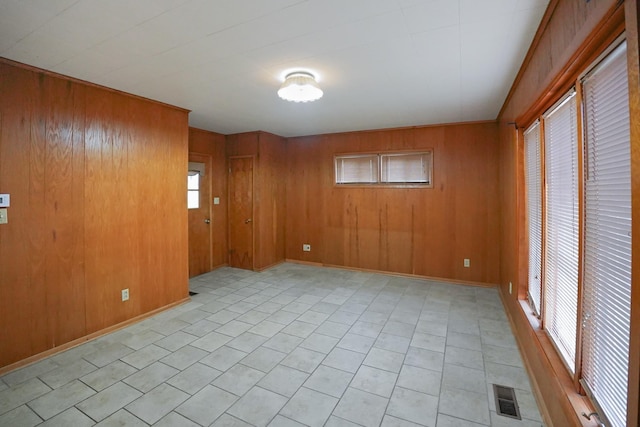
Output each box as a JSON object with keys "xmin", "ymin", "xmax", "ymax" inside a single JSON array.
[{"xmin": 277, "ymin": 71, "xmax": 323, "ymax": 103}]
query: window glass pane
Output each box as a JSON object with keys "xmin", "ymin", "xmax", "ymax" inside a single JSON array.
[
  {"xmin": 187, "ymin": 190, "xmax": 199, "ymax": 209},
  {"xmin": 380, "ymin": 152, "xmax": 431, "ymax": 183},
  {"xmin": 188, "ymin": 172, "xmax": 200, "ymax": 190},
  {"xmin": 543, "ymin": 91, "xmax": 579, "ymax": 372},
  {"xmin": 524, "ymin": 122, "xmax": 542, "ymax": 316},
  {"xmin": 187, "ymin": 172, "xmax": 200, "ymax": 209},
  {"xmin": 335, "ymin": 155, "xmax": 378, "ymax": 184},
  {"xmin": 581, "ymin": 41, "xmax": 630, "ymax": 427}
]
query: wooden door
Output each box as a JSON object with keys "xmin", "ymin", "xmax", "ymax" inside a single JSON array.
[
  {"xmin": 228, "ymin": 156, "xmax": 254, "ymax": 270},
  {"xmin": 188, "ymin": 153, "xmax": 212, "ymax": 277}
]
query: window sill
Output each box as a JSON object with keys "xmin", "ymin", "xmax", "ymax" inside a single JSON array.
[
  {"xmin": 333, "ymin": 183, "xmax": 433, "ymax": 189},
  {"xmin": 519, "ymin": 299, "xmax": 541, "ymax": 330},
  {"xmin": 515, "ymin": 300, "xmax": 597, "ymax": 426}
]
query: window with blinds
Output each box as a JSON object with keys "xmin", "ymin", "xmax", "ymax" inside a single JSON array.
[
  {"xmin": 335, "ymin": 151, "xmax": 432, "ymax": 186},
  {"xmin": 335, "ymin": 154, "xmax": 379, "ymax": 184},
  {"xmin": 380, "ymin": 152, "xmax": 431, "ymax": 184},
  {"xmin": 524, "ymin": 122, "xmax": 542, "ymax": 316},
  {"xmin": 580, "ymin": 40, "xmax": 631, "ymax": 427},
  {"xmin": 542, "ymin": 91, "xmax": 579, "ymax": 372}
]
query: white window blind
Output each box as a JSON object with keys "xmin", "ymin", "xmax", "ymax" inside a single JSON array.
[
  {"xmin": 380, "ymin": 152, "xmax": 432, "ymax": 184},
  {"xmin": 543, "ymin": 91, "xmax": 579, "ymax": 371},
  {"xmin": 524, "ymin": 121, "xmax": 542, "ymax": 316},
  {"xmin": 335, "ymin": 155, "xmax": 378, "ymax": 184},
  {"xmin": 580, "ymin": 41, "xmax": 631, "ymax": 427}
]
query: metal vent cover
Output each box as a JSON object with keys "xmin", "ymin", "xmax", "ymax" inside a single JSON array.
[{"xmin": 493, "ymin": 384, "xmax": 522, "ymax": 420}]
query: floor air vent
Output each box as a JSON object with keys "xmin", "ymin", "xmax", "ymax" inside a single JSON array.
[{"xmin": 493, "ymin": 384, "xmax": 521, "ymax": 420}]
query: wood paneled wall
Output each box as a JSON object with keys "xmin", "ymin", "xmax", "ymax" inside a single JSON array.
[
  {"xmin": 286, "ymin": 123, "xmax": 500, "ymax": 285},
  {"xmin": 496, "ymin": 1, "xmax": 640, "ymax": 426},
  {"xmin": 189, "ymin": 127, "xmax": 228, "ymax": 269},
  {"xmin": 0, "ymin": 60, "xmax": 189, "ymax": 370},
  {"xmin": 226, "ymin": 131, "xmax": 286, "ymax": 270}
]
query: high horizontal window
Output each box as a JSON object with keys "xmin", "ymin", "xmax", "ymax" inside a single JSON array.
[{"xmin": 335, "ymin": 151, "xmax": 432, "ymax": 186}]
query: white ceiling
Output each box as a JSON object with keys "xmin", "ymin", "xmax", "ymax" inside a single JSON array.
[{"xmin": 0, "ymin": 0, "xmax": 549, "ymax": 137}]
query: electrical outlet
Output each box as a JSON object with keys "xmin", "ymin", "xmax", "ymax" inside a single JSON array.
[
  {"xmin": 303, "ymin": 244, "xmax": 311, "ymax": 252},
  {"xmin": 121, "ymin": 289, "xmax": 129, "ymax": 301},
  {"xmin": 463, "ymin": 258, "xmax": 470, "ymax": 268},
  {"xmin": 509, "ymin": 282, "xmax": 513, "ymax": 294},
  {"xmin": 0, "ymin": 209, "xmax": 7, "ymax": 224}
]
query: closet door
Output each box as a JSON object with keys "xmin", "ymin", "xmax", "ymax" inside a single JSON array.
[{"xmin": 228, "ymin": 156, "xmax": 254, "ymax": 270}]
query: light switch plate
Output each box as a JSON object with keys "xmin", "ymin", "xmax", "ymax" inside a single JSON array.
[
  {"xmin": 0, "ymin": 209, "xmax": 7, "ymax": 224},
  {"xmin": 0, "ymin": 194, "xmax": 9, "ymax": 207},
  {"xmin": 213, "ymin": 197, "xmax": 220, "ymax": 205}
]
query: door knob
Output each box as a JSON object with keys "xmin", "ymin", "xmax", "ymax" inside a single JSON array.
[
  {"xmin": 204, "ymin": 219, "xmax": 211, "ymax": 224},
  {"xmin": 245, "ymin": 218, "xmax": 252, "ymax": 224}
]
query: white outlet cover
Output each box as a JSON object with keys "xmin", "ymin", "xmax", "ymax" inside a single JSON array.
[{"xmin": 0, "ymin": 194, "xmax": 9, "ymax": 207}]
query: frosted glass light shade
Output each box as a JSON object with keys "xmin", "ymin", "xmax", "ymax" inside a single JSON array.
[{"xmin": 277, "ymin": 72, "xmax": 323, "ymax": 102}]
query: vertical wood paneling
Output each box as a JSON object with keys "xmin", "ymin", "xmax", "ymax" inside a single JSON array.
[
  {"xmin": 188, "ymin": 127, "xmax": 228, "ymax": 269},
  {"xmin": 286, "ymin": 122, "xmax": 500, "ymax": 284},
  {"xmin": 256, "ymin": 132, "xmax": 286, "ymax": 270},
  {"xmin": 84, "ymin": 87, "xmax": 123, "ymax": 332},
  {"xmin": 45, "ymin": 78, "xmax": 86, "ymax": 346},
  {"xmin": 28, "ymin": 73, "xmax": 49, "ymax": 355},
  {"xmin": 0, "ymin": 65, "xmax": 49, "ymax": 364},
  {"xmin": 502, "ymin": 0, "xmax": 618, "ymax": 122},
  {"xmin": 123, "ymin": 95, "xmax": 143, "ymax": 318},
  {"xmin": 0, "ymin": 59, "xmax": 189, "ymax": 370},
  {"xmin": 157, "ymin": 106, "xmax": 189, "ymax": 305}
]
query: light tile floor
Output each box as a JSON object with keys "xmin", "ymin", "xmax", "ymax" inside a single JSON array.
[{"xmin": 0, "ymin": 263, "xmax": 545, "ymax": 427}]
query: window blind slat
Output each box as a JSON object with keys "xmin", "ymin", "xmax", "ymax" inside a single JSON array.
[
  {"xmin": 580, "ymin": 40, "xmax": 630, "ymax": 427},
  {"xmin": 543, "ymin": 91, "xmax": 579, "ymax": 371}
]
